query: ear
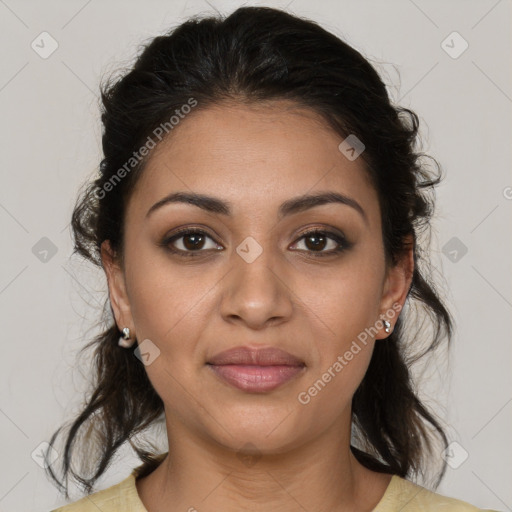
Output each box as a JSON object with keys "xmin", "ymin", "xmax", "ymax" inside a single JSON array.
[
  {"xmin": 101, "ymin": 240, "xmax": 135, "ymax": 335},
  {"xmin": 375, "ymin": 234, "xmax": 414, "ymax": 340}
]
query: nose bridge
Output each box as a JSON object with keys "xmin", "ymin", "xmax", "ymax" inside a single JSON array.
[{"xmin": 220, "ymin": 233, "xmax": 293, "ymax": 328}]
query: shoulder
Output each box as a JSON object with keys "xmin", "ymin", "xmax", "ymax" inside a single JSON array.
[
  {"xmin": 377, "ymin": 475, "xmax": 499, "ymax": 512},
  {"xmin": 50, "ymin": 472, "xmax": 145, "ymax": 512}
]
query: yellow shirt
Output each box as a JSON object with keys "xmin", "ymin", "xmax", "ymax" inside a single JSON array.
[{"xmin": 51, "ymin": 471, "xmax": 497, "ymax": 511}]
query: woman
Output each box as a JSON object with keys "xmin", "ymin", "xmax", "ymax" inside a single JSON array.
[{"xmin": 46, "ymin": 6, "xmax": 494, "ymax": 511}]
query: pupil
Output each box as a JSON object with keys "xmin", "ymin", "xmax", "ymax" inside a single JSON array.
[
  {"xmin": 306, "ymin": 234, "xmax": 326, "ymax": 251},
  {"xmin": 184, "ymin": 234, "xmax": 204, "ymax": 250}
]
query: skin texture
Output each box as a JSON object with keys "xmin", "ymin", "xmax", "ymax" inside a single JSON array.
[{"xmin": 101, "ymin": 100, "xmax": 414, "ymax": 512}]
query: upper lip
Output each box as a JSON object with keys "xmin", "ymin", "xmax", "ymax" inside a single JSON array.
[{"xmin": 207, "ymin": 346, "xmax": 305, "ymax": 366}]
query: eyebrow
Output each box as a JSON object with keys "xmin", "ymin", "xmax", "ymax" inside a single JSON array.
[{"xmin": 146, "ymin": 190, "xmax": 368, "ymax": 224}]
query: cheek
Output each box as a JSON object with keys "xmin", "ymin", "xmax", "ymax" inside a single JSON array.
[
  {"xmin": 293, "ymin": 264, "xmax": 382, "ymax": 415},
  {"xmin": 295, "ymin": 250, "xmax": 385, "ymax": 345},
  {"xmin": 123, "ymin": 244, "xmax": 215, "ymax": 353},
  {"xmin": 123, "ymin": 252, "xmax": 214, "ymax": 411},
  {"xmin": 295, "ymin": 278, "xmax": 379, "ymax": 396}
]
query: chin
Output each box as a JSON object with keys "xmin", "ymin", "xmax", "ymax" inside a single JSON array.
[{"xmin": 207, "ymin": 408, "xmax": 306, "ymax": 454}]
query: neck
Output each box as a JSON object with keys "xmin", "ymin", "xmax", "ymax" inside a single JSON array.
[{"xmin": 135, "ymin": 415, "xmax": 392, "ymax": 512}]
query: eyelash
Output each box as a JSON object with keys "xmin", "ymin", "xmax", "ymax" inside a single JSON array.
[{"xmin": 160, "ymin": 227, "xmax": 352, "ymax": 258}]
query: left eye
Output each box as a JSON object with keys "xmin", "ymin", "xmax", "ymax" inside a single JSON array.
[{"xmin": 290, "ymin": 230, "xmax": 345, "ymax": 253}]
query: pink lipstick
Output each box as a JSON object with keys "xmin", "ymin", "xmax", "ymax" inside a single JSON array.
[{"xmin": 207, "ymin": 346, "xmax": 305, "ymax": 392}]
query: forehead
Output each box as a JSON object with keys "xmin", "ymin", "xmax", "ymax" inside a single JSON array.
[{"xmin": 130, "ymin": 100, "xmax": 380, "ymax": 226}]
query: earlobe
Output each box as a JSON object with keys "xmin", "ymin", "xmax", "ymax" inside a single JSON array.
[{"xmin": 100, "ymin": 240, "xmax": 134, "ymax": 333}]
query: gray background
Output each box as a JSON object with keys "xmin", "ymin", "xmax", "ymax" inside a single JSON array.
[{"xmin": 0, "ymin": 0, "xmax": 510, "ymax": 510}]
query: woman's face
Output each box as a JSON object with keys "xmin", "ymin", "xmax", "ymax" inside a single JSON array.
[{"xmin": 103, "ymin": 100, "xmax": 412, "ymax": 454}]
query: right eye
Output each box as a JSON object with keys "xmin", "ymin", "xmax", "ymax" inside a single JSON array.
[{"xmin": 162, "ymin": 228, "xmax": 223, "ymax": 257}]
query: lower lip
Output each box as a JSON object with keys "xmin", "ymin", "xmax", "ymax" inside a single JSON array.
[{"xmin": 207, "ymin": 364, "xmax": 305, "ymax": 392}]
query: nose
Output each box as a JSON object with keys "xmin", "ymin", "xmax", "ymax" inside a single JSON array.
[{"xmin": 220, "ymin": 242, "xmax": 294, "ymax": 330}]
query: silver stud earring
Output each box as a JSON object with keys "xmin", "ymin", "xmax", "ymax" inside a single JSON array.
[
  {"xmin": 383, "ymin": 320, "xmax": 391, "ymax": 334},
  {"xmin": 118, "ymin": 327, "xmax": 135, "ymax": 348}
]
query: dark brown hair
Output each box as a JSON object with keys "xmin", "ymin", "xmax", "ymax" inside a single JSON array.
[{"xmin": 45, "ymin": 6, "xmax": 453, "ymax": 498}]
